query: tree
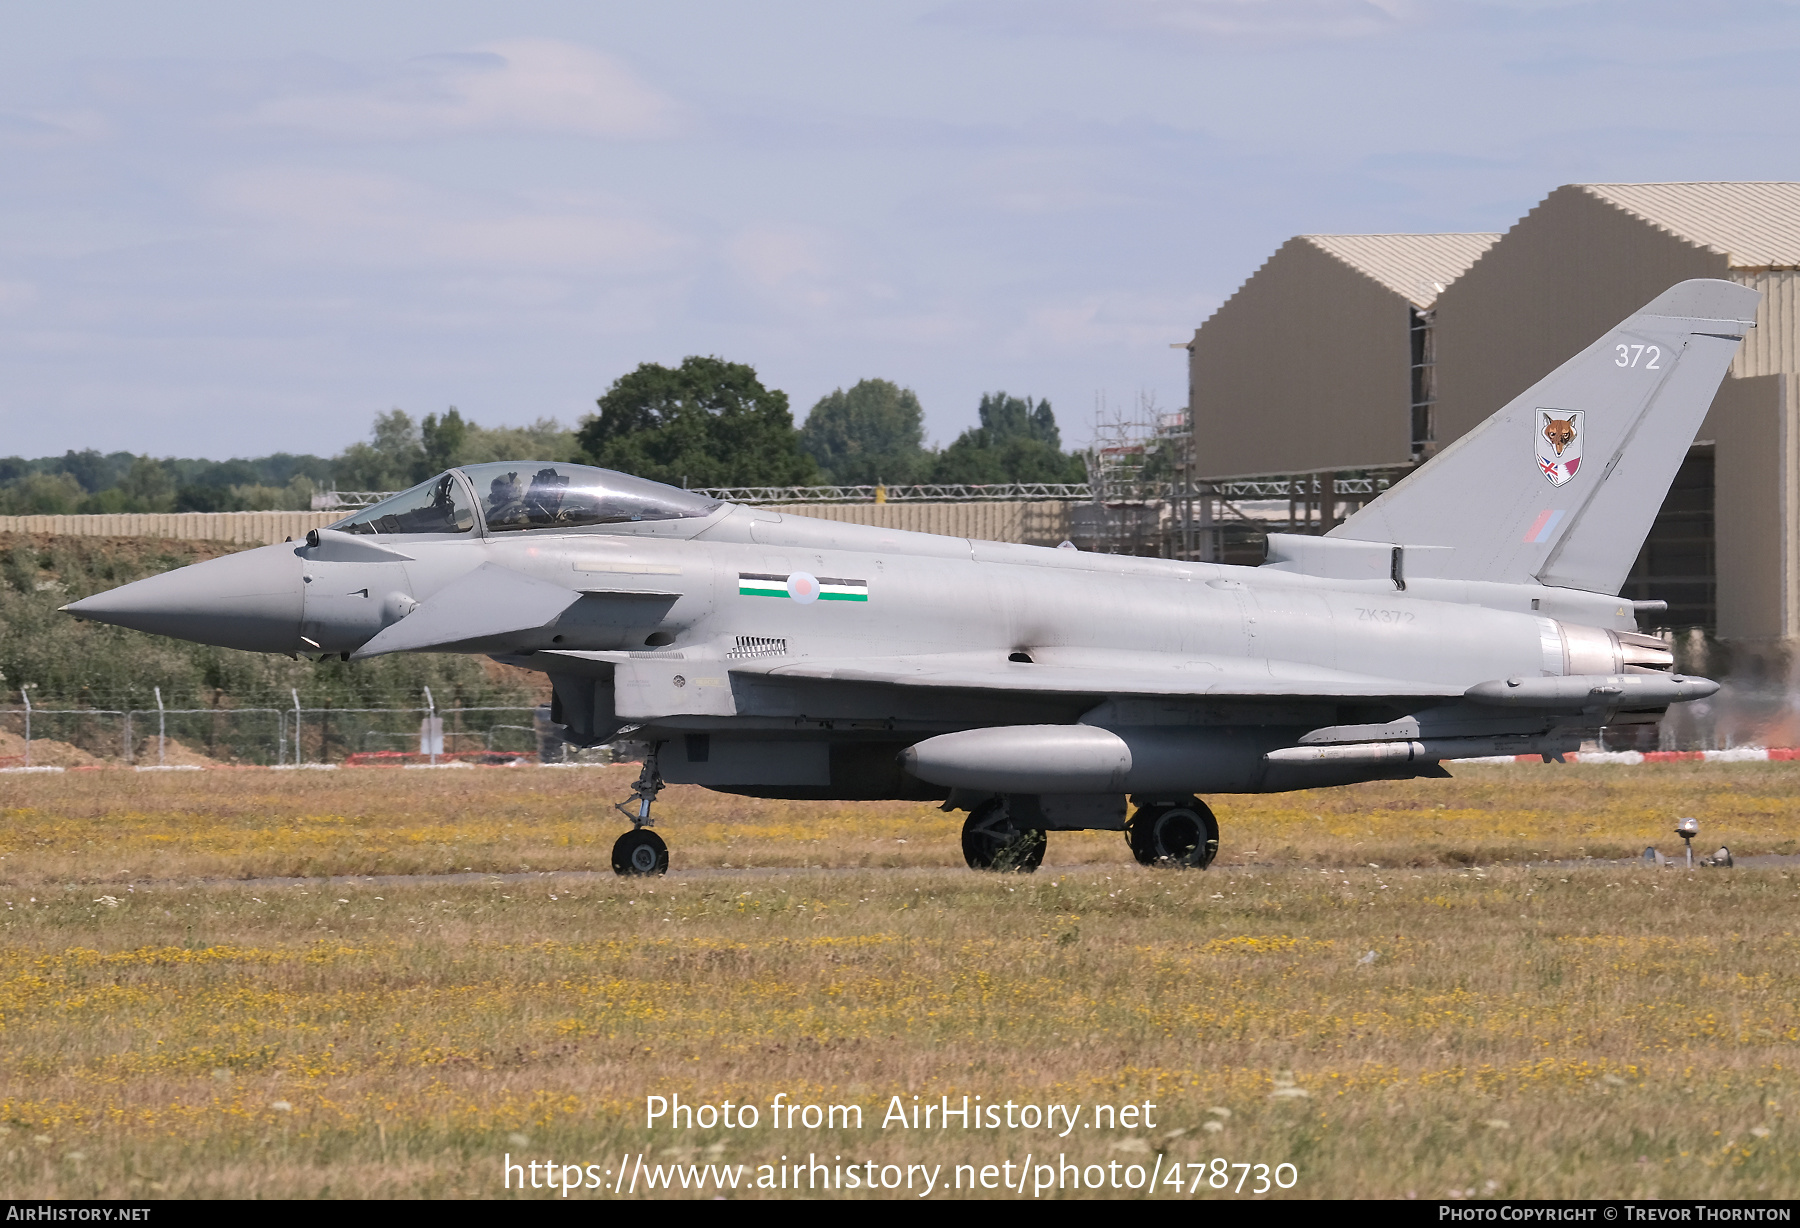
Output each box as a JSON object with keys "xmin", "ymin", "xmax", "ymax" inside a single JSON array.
[
  {"xmin": 455, "ymin": 417, "xmax": 577, "ymax": 465},
  {"xmin": 333, "ymin": 410, "xmax": 425, "ymax": 490},
  {"xmin": 577, "ymin": 356, "xmax": 818, "ymax": 488},
  {"xmin": 421, "ymin": 408, "xmax": 469, "ymax": 475},
  {"xmin": 799, "ymin": 379, "xmax": 929, "ymax": 486},
  {"xmin": 327, "ymin": 408, "xmax": 579, "ymax": 494},
  {"xmin": 0, "ymin": 472, "xmax": 84, "ymax": 515},
  {"xmin": 117, "ymin": 457, "xmax": 176, "ymax": 511},
  {"xmin": 49, "ymin": 449, "xmax": 133, "ymax": 494},
  {"xmin": 929, "ymin": 392, "xmax": 1086, "ymax": 485}
]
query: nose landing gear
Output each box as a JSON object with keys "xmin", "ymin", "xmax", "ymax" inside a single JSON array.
[
  {"xmin": 1127, "ymin": 796, "xmax": 1219, "ymax": 868},
  {"xmin": 612, "ymin": 748, "xmax": 670, "ymax": 876}
]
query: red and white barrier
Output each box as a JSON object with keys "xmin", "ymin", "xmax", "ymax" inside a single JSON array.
[{"xmin": 1454, "ymin": 747, "xmax": 1800, "ymax": 765}]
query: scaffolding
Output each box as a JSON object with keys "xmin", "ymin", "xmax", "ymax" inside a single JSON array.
[{"xmin": 1073, "ymin": 394, "xmax": 1202, "ymax": 557}]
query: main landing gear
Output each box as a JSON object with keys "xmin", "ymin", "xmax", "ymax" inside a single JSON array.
[
  {"xmin": 961, "ymin": 799, "xmax": 1047, "ymax": 873},
  {"xmin": 1126, "ymin": 796, "xmax": 1219, "ymax": 869},
  {"xmin": 958, "ymin": 794, "xmax": 1221, "ymax": 873},
  {"xmin": 612, "ymin": 749, "xmax": 670, "ymax": 876}
]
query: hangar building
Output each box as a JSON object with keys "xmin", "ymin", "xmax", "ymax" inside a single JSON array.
[{"xmin": 1187, "ymin": 183, "xmax": 1800, "ymax": 660}]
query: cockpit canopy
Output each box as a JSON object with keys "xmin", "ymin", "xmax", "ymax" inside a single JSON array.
[
  {"xmin": 330, "ymin": 462, "xmax": 723, "ymax": 536},
  {"xmin": 332, "ymin": 472, "xmax": 474, "ymax": 536}
]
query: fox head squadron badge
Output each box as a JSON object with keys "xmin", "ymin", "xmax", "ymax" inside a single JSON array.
[{"xmin": 1537, "ymin": 409, "xmax": 1584, "ymax": 487}]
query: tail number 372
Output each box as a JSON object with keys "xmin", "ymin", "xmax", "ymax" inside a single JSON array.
[{"xmin": 1616, "ymin": 344, "xmax": 1662, "ymax": 369}]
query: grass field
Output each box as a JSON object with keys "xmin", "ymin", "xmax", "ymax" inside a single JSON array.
[{"xmin": 0, "ymin": 762, "xmax": 1796, "ymax": 1200}]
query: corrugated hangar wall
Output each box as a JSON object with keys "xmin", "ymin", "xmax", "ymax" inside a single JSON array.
[
  {"xmin": 1430, "ymin": 184, "xmax": 1800, "ymax": 648},
  {"xmin": 1185, "ymin": 182, "xmax": 1800, "ymax": 652},
  {"xmin": 1431, "ymin": 186, "xmax": 1732, "ymax": 444},
  {"xmin": 1189, "ymin": 237, "xmax": 1416, "ymax": 474},
  {"xmin": 1709, "ymin": 375, "xmax": 1799, "ymax": 643}
]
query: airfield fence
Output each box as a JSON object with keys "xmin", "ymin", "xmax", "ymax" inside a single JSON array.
[
  {"xmin": 0, "ymin": 688, "xmax": 1765, "ymax": 765},
  {"xmin": 0, "ymin": 693, "xmax": 573, "ymax": 768}
]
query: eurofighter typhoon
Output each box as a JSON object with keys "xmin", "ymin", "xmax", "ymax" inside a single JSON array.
[{"xmin": 66, "ymin": 280, "xmax": 1755, "ymax": 875}]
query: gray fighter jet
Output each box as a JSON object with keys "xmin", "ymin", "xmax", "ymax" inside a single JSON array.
[{"xmin": 65, "ymin": 279, "xmax": 1755, "ymax": 875}]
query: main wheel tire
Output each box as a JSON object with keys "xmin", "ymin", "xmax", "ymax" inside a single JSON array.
[
  {"xmin": 961, "ymin": 800, "xmax": 1046, "ymax": 873},
  {"xmin": 1126, "ymin": 798, "xmax": 1219, "ymax": 868},
  {"xmin": 612, "ymin": 828, "xmax": 669, "ymax": 876}
]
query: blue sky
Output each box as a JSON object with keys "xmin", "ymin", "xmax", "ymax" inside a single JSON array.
[{"xmin": 3, "ymin": 1, "xmax": 1799, "ymax": 458}]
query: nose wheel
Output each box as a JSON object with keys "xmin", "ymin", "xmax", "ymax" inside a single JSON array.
[
  {"xmin": 1127, "ymin": 797, "xmax": 1219, "ymax": 868},
  {"xmin": 613, "ymin": 828, "xmax": 669, "ymax": 876}
]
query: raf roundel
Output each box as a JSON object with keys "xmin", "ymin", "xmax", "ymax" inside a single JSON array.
[{"xmin": 786, "ymin": 571, "xmax": 821, "ymax": 604}]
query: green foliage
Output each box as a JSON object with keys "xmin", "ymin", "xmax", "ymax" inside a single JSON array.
[
  {"xmin": 421, "ymin": 408, "xmax": 469, "ymax": 475},
  {"xmin": 1, "ymin": 375, "xmax": 1079, "ymax": 512},
  {"xmin": 119, "ymin": 457, "xmax": 176, "ymax": 510},
  {"xmin": 929, "ymin": 392, "xmax": 1086, "ymax": 485},
  {"xmin": 172, "ymin": 477, "xmax": 318, "ymax": 514},
  {"xmin": 333, "ymin": 410, "xmax": 426, "ymax": 491},
  {"xmin": 0, "ymin": 473, "xmax": 86, "ymax": 515},
  {"xmin": 0, "ymin": 449, "xmax": 334, "ymax": 514},
  {"xmin": 577, "ymin": 356, "xmax": 819, "ymax": 488},
  {"xmin": 453, "ymin": 417, "xmax": 578, "ymax": 467},
  {"xmin": 31, "ymin": 450, "xmax": 135, "ymax": 493},
  {"xmin": 333, "ymin": 410, "xmax": 579, "ymax": 492},
  {"xmin": 799, "ymin": 379, "xmax": 929, "ymax": 485}
]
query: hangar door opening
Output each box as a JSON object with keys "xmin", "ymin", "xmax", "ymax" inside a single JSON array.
[{"xmin": 1621, "ymin": 445, "xmax": 1714, "ymax": 635}]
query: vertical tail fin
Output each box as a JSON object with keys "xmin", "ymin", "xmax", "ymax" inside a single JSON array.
[{"xmin": 1328, "ymin": 278, "xmax": 1759, "ymax": 593}]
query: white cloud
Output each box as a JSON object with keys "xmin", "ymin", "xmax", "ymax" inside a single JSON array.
[
  {"xmin": 245, "ymin": 39, "xmax": 680, "ymax": 140},
  {"xmin": 211, "ymin": 166, "xmax": 690, "ymax": 272},
  {"xmin": 725, "ymin": 225, "xmax": 846, "ymax": 312},
  {"xmin": 940, "ymin": 0, "xmax": 1408, "ymax": 42},
  {"xmin": 1004, "ymin": 290, "xmax": 1217, "ymax": 358},
  {"xmin": 728, "ymin": 226, "xmax": 833, "ymax": 285}
]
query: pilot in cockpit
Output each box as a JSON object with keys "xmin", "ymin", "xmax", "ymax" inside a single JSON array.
[
  {"xmin": 524, "ymin": 467, "xmax": 571, "ymax": 526},
  {"xmin": 485, "ymin": 471, "xmax": 526, "ymax": 528}
]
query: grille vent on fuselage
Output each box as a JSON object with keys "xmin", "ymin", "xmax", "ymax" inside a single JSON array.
[{"xmin": 727, "ymin": 635, "xmax": 788, "ymax": 659}]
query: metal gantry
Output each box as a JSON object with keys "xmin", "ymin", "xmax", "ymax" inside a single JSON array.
[
  {"xmin": 690, "ymin": 482, "xmax": 1096, "ymax": 504},
  {"xmin": 312, "ymin": 473, "xmax": 1407, "ymax": 508},
  {"xmin": 310, "ymin": 490, "xmax": 395, "ymax": 511}
]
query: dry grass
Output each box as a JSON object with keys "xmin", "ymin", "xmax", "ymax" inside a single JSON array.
[
  {"xmin": 0, "ymin": 763, "xmax": 1796, "ymax": 1199},
  {"xmin": 5, "ymin": 759, "xmax": 1798, "ymax": 887}
]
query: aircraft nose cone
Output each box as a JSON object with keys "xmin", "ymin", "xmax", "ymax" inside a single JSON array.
[{"xmin": 63, "ymin": 543, "xmax": 305, "ymax": 653}]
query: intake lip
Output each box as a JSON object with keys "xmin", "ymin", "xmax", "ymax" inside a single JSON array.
[{"xmin": 62, "ymin": 543, "xmax": 307, "ymax": 653}]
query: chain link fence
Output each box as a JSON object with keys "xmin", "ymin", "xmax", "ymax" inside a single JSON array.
[{"xmin": 0, "ymin": 688, "xmax": 610, "ymax": 768}]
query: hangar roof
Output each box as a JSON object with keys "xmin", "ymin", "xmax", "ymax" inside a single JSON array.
[
  {"xmin": 1299, "ymin": 233, "xmax": 1500, "ymax": 309},
  {"xmin": 1581, "ymin": 183, "xmax": 1800, "ymax": 270}
]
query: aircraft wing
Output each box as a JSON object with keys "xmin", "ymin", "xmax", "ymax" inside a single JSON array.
[{"xmin": 738, "ymin": 648, "xmax": 1464, "ymax": 700}]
